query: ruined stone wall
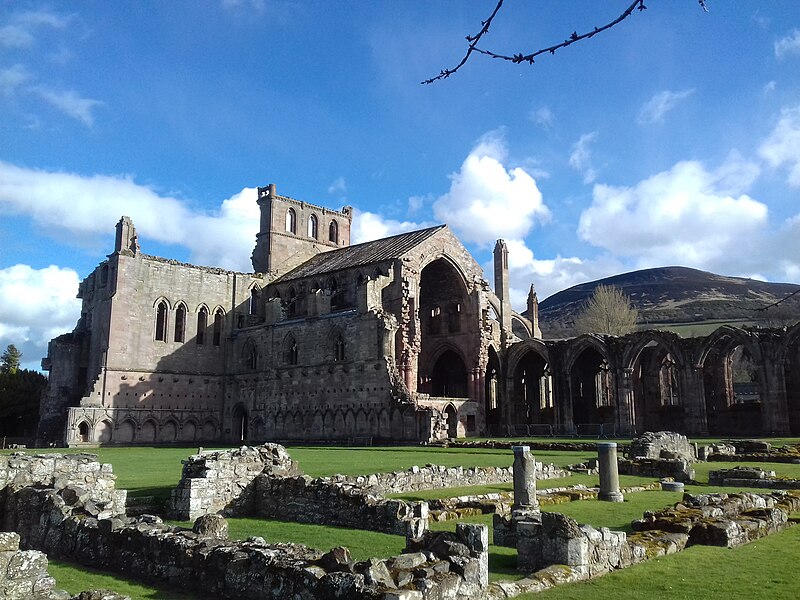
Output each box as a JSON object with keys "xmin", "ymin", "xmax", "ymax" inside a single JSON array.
[
  {"xmin": 335, "ymin": 462, "xmax": 569, "ymax": 496},
  {"xmin": 627, "ymin": 431, "xmax": 696, "ymax": 461},
  {"xmin": 618, "ymin": 458, "xmax": 696, "ymax": 482},
  {"xmin": 0, "ymin": 531, "xmax": 60, "ymax": 600},
  {"xmin": 170, "ymin": 445, "xmax": 301, "ymax": 520},
  {"xmin": 0, "ymin": 452, "xmax": 126, "ymax": 517}
]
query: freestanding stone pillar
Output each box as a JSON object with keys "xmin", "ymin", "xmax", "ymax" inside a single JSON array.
[
  {"xmin": 597, "ymin": 442, "xmax": 624, "ymax": 502},
  {"xmin": 512, "ymin": 445, "xmax": 540, "ymax": 519}
]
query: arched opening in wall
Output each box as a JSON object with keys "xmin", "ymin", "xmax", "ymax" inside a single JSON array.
[
  {"xmin": 286, "ymin": 207, "xmax": 297, "ymax": 234},
  {"xmin": 786, "ymin": 334, "xmax": 800, "ymax": 434},
  {"xmin": 334, "ymin": 334, "xmax": 345, "ymax": 361},
  {"xmin": 160, "ymin": 421, "xmax": 177, "ymax": 443},
  {"xmin": 329, "ymin": 220, "xmax": 338, "ymax": 244},
  {"xmin": 513, "ymin": 350, "xmax": 553, "ymax": 427},
  {"xmin": 232, "ymin": 404, "xmax": 248, "ymax": 442},
  {"xmin": 485, "ymin": 347, "xmax": 502, "ymax": 430},
  {"xmin": 419, "ymin": 259, "xmax": 469, "ymax": 337},
  {"xmin": 174, "ymin": 303, "xmax": 186, "ymax": 342},
  {"xmin": 703, "ymin": 339, "xmax": 764, "ymax": 436},
  {"xmin": 179, "ymin": 421, "xmax": 197, "ymax": 442},
  {"xmin": 201, "ymin": 420, "xmax": 217, "ymax": 440},
  {"xmin": 196, "ymin": 306, "xmax": 208, "ymax": 345},
  {"xmin": 78, "ymin": 421, "xmax": 90, "ymax": 443},
  {"xmin": 284, "ymin": 335, "xmax": 299, "ymax": 365},
  {"xmin": 328, "ymin": 277, "xmax": 346, "ymax": 311},
  {"xmin": 511, "ymin": 316, "xmax": 531, "ymax": 340},
  {"xmin": 100, "ymin": 264, "xmax": 109, "ymax": 287},
  {"xmin": 117, "ymin": 420, "xmax": 135, "ymax": 444},
  {"xmin": 243, "ymin": 340, "xmax": 258, "ymax": 370},
  {"xmin": 140, "ymin": 420, "xmax": 157, "ymax": 443},
  {"xmin": 213, "ymin": 309, "xmax": 224, "ymax": 346},
  {"xmin": 155, "ymin": 300, "xmax": 168, "ymax": 341},
  {"xmin": 444, "ymin": 404, "xmax": 458, "ymax": 438},
  {"xmin": 630, "ymin": 341, "xmax": 685, "ymax": 434},
  {"xmin": 430, "ymin": 349, "xmax": 468, "ymax": 398},
  {"xmin": 569, "ymin": 346, "xmax": 613, "ymax": 433},
  {"xmin": 249, "ymin": 286, "xmax": 260, "ymax": 317},
  {"xmin": 308, "ymin": 214, "xmax": 318, "ymax": 239},
  {"xmin": 287, "ymin": 287, "xmax": 298, "ymax": 317},
  {"xmin": 95, "ymin": 420, "xmax": 113, "ymax": 444}
]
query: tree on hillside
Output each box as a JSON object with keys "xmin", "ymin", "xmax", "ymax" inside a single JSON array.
[
  {"xmin": 423, "ymin": 0, "xmax": 708, "ymax": 84},
  {"xmin": 574, "ymin": 284, "xmax": 639, "ymax": 336},
  {"xmin": 1, "ymin": 344, "xmax": 22, "ymax": 374}
]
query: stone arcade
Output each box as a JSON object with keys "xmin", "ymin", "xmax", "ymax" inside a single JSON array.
[{"xmin": 39, "ymin": 184, "xmax": 800, "ymax": 446}]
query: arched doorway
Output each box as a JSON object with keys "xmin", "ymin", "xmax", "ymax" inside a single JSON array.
[
  {"xmin": 630, "ymin": 340, "xmax": 684, "ymax": 434},
  {"xmin": 512, "ymin": 350, "xmax": 552, "ymax": 426},
  {"xmin": 232, "ymin": 404, "xmax": 248, "ymax": 442},
  {"xmin": 569, "ymin": 346, "xmax": 613, "ymax": 433},
  {"xmin": 431, "ymin": 350, "xmax": 468, "ymax": 397},
  {"xmin": 78, "ymin": 421, "xmax": 90, "ymax": 443}
]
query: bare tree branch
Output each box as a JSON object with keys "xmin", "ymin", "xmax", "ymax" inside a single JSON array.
[
  {"xmin": 753, "ymin": 288, "xmax": 800, "ymax": 312},
  {"xmin": 422, "ymin": 0, "xmax": 648, "ymax": 84}
]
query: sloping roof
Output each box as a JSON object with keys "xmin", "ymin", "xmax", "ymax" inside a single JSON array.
[{"xmin": 274, "ymin": 225, "xmax": 446, "ymax": 282}]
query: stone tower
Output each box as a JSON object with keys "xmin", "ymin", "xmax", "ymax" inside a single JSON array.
[
  {"xmin": 493, "ymin": 239, "xmax": 512, "ymax": 343},
  {"xmin": 115, "ymin": 216, "xmax": 139, "ymax": 256},
  {"xmin": 527, "ymin": 284, "xmax": 542, "ymax": 338},
  {"xmin": 251, "ymin": 183, "xmax": 353, "ymax": 276}
]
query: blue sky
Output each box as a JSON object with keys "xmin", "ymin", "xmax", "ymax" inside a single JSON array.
[{"xmin": 1, "ymin": 1, "xmax": 800, "ymax": 370}]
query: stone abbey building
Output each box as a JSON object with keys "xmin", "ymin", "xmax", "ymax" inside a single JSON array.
[{"xmin": 38, "ymin": 185, "xmax": 800, "ymax": 446}]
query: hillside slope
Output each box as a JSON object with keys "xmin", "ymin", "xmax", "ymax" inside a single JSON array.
[{"xmin": 536, "ymin": 266, "xmax": 800, "ymax": 336}]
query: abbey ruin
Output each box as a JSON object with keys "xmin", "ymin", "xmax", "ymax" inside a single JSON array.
[{"xmin": 37, "ymin": 184, "xmax": 800, "ymax": 446}]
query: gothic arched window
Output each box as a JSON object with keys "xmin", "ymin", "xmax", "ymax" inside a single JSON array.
[
  {"xmin": 286, "ymin": 208, "xmax": 297, "ymax": 234},
  {"xmin": 329, "ymin": 220, "xmax": 338, "ymax": 244},
  {"xmin": 155, "ymin": 300, "xmax": 168, "ymax": 341},
  {"xmin": 196, "ymin": 306, "xmax": 208, "ymax": 345},
  {"xmin": 174, "ymin": 303, "xmax": 186, "ymax": 342},
  {"xmin": 308, "ymin": 214, "xmax": 318, "ymax": 239},
  {"xmin": 213, "ymin": 309, "xmax": 224, "ymax": 346}
]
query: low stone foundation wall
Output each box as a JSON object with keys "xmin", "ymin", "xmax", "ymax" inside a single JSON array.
[
  {"xmin": 708, "ymin": 467, "xmax": 800, "ymax": 490},
  {"xmin": 618, "ymin": 457, "xmax": 695, "ymax": 482},
  {"xmin": 627, "ymin": 431, "xmax": 695, "ymax": 462},
  {"xmin": 255, "ymin": 475, "xmax": 428, "ymax": 536},
  {"xmin": 0, "ymin": 452, "xmax": 126, "ymax": 517},
  {"xmin": 4, "ymin": 481, "xmax": 488, "ymax": 600},
  {"xmin": 0, "ymin": 531, "xmax": 61, "ymax": 600}
]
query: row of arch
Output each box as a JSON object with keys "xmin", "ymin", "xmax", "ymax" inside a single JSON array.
[
  {"xmin": 241, "ymin": 331, "xmax": 347, "ymax": 370},
  {"xmin": 492, "ymin": 324, "xmax": 800, "ymax": 436},
  {"xmin": 230, "ymin": 405, "xmax": 421, "ymax": 441},
  {"xmin": 285, "ymin": 208, "xmax": 339, "ymax": 244},
  {"xmin": 153, "ymin": 299, "xmax": 225, "ymax": 346},
  {"xmin": 74, "ymin": 416, "xmax": 221, "ymax": 445}
]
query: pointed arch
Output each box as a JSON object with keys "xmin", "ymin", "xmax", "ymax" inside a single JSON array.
[
  {"xmin": 329, "ymin": 219, "xmax": 338, "ymax": 244},
  {"xmin": 196, "ymin": 304, "xmax": 209, "ymax": 345},
  {"xmin": 308, "ymin": 213, "xmax": 318, "ymax": 239},
  {"xmin": 284, "ymin": 333, "xmax": 299, "ymax": 365},
  {"xmin": 212, "ymin": 307, "xmax": 225, "ymax": 346},
  {"xmin": 174, "ymin": 301, "xmax": 187, "ymax": 342},
  {"xmin": 286, "ymin": 207, "xmax": 297, "ymax": 234},
  {"xmin": 154, "ymin": 298, "xmax": 169, "ymax": 342},
  {"xmin": 249, "ymin": 284, "xmax": 261, "ymax": 316}
]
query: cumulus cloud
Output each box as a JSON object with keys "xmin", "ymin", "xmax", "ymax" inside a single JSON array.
[
  {"xmin": 33, "ymin": 87, "xmax": 103, "ymax": 127},
  {"xmin": 0, "ymin": 9, "xmax": 68, "ymax": 48},
  {"xmin": 0, "ymin": 264, "xmax": 81, "ymax": 371},
  {"xmin": 758, "ymin": 105, "xmax": 800, "ymax": 187},
  {"xmin": 351, "ymin": 209, "xmax": 432, "ymax": 244},
  {"xmin": 578, "ymin": 159, "xmax": 769, "ymax": 273},
  {"xmin": 0, "ymin": 161, "xmax": 259, "ymax": 272},
  {"xmin": 637, "ymin": 89, "xmax": 694, "ymax": 125},
  {"xmin": 432, "ymin": 134, "xmax": 550, "ymax": 246},
  {"xmin": 569, "ymin": 132, "xmax": 598, "ymax": 184},
  {"xmin": 775, "ymin": 29, "xmax": 800, "ymax": 59}
]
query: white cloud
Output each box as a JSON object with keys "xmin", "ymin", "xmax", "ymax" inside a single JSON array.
[
  {"xmin": 0, "ymin": 161, "xmax": 259, "ymax": 272},
  {"xmin": 578, "ymin": 159, "xmax": 769, "ymax": 273},
  {"xmin": 327, "ymin": 177, "xmax": 346, "ymax": 195},
  {"xmin": 758, "ymin": 105, "xmax": 800, "ymax": 187},
  {"xmin": 0, "ymin": 264, "xmax": 81, "ymax": 371},
  {"xmin": 351, "ymin": 209, "xmax": 431, "ymax": 244},
  {"xmin": 432, "ymin": 133, "xmax": 550, "ymax": 246},
  {"xmin": 0, "ymin": 9, "xmax": 69, "ymax": 48},
  {"xmin": 0, "ymin": 64, "xmax": 31, "ymax": 96},
  {"xmin": 530, "ymin": 106, "xmax": 553, "ymax": 128},
  {"xmin": 775, "ymin": 29, "xmax": 800, "ymax": 59},
  {"xmin": 637, "ymin": 89, "xmax": 694, "ymax": 125},
  {"xmin": 33, "ymin": 88, "xmax": 103, "ymax": 127},
  {"xmin": 569, "ymin": 132, "xmax": 598, "ymax": 184}
]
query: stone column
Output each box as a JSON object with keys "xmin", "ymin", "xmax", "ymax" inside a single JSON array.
[
  {"xmin": 597, "ymin": 442, "xmax": 624, "ymax": 502},
  {"xmin": 512, "ymin": 446, "xmax": 540, "ymax": 519}
]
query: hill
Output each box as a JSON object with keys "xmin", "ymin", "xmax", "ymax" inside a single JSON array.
[{"xmin": 535, "ymin": 266, "xmax": 800, "ymax": 338}]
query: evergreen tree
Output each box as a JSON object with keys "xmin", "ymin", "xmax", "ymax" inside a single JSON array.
[{"xmin": 1, "ymin": 344, "xmax": 22, "ymax": 374}]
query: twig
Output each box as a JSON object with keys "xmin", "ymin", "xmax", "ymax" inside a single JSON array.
[
  {"xmin": 753, "ymin": 288, "xmax": 800, "ymax": 312},
  {"xmin": 422, "ymin": 0, "xmax": 647, "ymax": 84}
]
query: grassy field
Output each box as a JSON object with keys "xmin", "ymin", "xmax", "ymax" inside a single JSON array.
[{"xmin": 5, "ymin": 442, "xmax": 800, "ymax": 599}]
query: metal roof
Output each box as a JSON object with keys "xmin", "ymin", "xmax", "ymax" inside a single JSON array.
[{"xmin": 274, "ymin": 225, "xmax": 446, "ymax": 282}]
